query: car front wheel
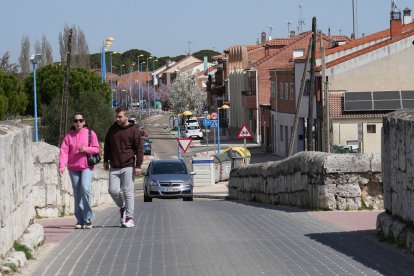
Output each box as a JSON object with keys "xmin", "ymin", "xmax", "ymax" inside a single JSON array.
[{"xmin": 144, "ymin": 193, "xmax": 152, "ymax": 202}]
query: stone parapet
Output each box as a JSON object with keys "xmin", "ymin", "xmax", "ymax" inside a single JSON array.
[
  {"xmin": 0, "ymin": 121, "xmax": 35, "ymax": 258},
  {"xmin": 32, "ymin": 142, "xmax": 111, "ymax": 217},
  {"xmin": 377, "ymin": 109, "xmax": 414, "ymax": 254},
  {"xmin": 229, "ymin": 151, "xmax": 382, "ymax": 210},
  {"xmin": 0, "ymin": 121, "xmax": 112, "ymax": 262}
]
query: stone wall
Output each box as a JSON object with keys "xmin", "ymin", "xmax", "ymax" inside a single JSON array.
[
  {"xmin": 377, "ymin": 109, "xmax": 414, "ymax": 253},
  {"xmin": 0, "ymin": 122, "xmax": 35, "ymax": 259},
  {"xmin": 32, "ymin": 142, "xmax": 112, "ymax": 218},
  {"xmin": 229, "ymin": 151, "xmax": 382, "ymax": 210},
  {"xmin": 0, "ymin": 121, "xmax": 112, "ymax": 259}
]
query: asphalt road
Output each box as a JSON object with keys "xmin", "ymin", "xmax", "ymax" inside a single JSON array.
[
  {"xmin": 30, "ymin": 113, "xmax": 414, "ymax": 275},
  {"xmin": 32, "ymin": 198, "xmax": 414, "ymax": 275}
]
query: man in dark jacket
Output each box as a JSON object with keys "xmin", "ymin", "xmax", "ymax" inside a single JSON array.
[{"xmin": 104, "ymin": 107, "xmax": 143, "ymax": 228}]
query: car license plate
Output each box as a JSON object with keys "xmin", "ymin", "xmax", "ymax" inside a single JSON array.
[{"xmin": 162, "ymin": 187, "xmax": 180, "ymax": 192}]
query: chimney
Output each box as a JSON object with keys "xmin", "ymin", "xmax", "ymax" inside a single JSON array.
[
  {"xmin": 390, "ymin": 8, "xmax": 403, "ymax": 40},
  {"xmin": 261, "ymin": 31, "xmax": 266, "ymax": 45},
  {"xmin": 403, "ymin": 7, "xmax": 413, "ymax": 25},
  {"xmin": 289, "ymin": 31, "xmax": 295, "ymax": 38}
]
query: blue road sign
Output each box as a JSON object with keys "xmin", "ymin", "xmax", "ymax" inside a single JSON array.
[
  {"xmin": 210, "ymin": 120, "xmax": 219, "ymax": 128},
  {"xmin": 203, "ymin": 118, "xmax": 212, "ymax": 127}
]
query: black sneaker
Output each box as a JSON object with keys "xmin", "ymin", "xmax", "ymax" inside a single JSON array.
[
  {"xmin": 120, "ymin": 207, "xmax": 126, "ymax": 224},
  {"xmin": 84, "ymin": 219, "xmax": 93, "ymax": 229}
]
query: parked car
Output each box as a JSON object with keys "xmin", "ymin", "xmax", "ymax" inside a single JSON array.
[
  {"xmin": 143, "ymin": 160, "xmax": 195, "ymax": 202},
  {"xmin": 184, "ymin": 117, "xmax": 199, "ymax": 127},
  {"xmin": 143, "ymin": 137, "xmax": 152, "ymax": 155},
  {"xmin": 184, "ymin": 125, "xmax": 203, "ymax": 139}
]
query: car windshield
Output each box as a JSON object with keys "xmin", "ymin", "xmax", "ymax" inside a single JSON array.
[
  {"xmin": 187, "ymin": 126, "xmax": 199, "ymax": 130},
  {"xmin": 152, "ymin": 162, "xmax": 187, "ymax": 174}
]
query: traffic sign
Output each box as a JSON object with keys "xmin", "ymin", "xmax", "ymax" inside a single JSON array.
[
  {"xmin": 177, "ymin": 138, "xmax": 192, "ymax": 152},
  {"xmin": 203, "ymin": 118, "xmax": 212, "ymax": 127},
  {"xmin": 236, "ymin": 124, "xmax": 253, "ymax": 139},
  {"xmin": 210, "ymin": 112, "xmax": 218, "ymax": 120},
  {"xmin": 210, "ymin": 120, "xmax": 219, "ymax": 128}
]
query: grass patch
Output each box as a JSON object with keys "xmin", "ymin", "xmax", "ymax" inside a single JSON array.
[
  {"xmin": 13, "ymin": 241, "xmax": 33, "ymax": 260},
  {"xmin": 3, "ymin": 262, "xmax": 18, "ymax": 272}
]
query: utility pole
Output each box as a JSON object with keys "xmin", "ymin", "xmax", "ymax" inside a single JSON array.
[
  {"xmin": 306, "ymin": 17, "xmax": 317, "ymax": 151},
  {"xmin": 320, "ymin": 31, "xmax": 330, "ymax": 153},
  {"xmin": 59, "ymin": 28, "xmax": 72, "ymax": 146},
  {"xmin": 288, "ymin": 35, "xmax": 313, "ymax": 157}
]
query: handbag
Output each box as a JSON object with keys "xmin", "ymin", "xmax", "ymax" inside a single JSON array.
[{"xmin": 86, "ymin": 129, "xmax": 101, "ymax": 166}]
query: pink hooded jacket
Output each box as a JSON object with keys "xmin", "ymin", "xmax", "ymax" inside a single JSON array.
[{"xmin": 59, "ymin": 127, "xmax": 101, "ymax": 173}]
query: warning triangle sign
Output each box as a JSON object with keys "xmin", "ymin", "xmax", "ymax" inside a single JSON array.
[
  {"xmin": 177, "ymin": 138, "xmax": 192, "ymax": 152},
  {"xmin": 236, "ymin": 124, "xmax": 253, "ymax": 139}
]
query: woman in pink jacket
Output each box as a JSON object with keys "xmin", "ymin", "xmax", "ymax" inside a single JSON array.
[{"xmin": 59, "ymin": 112, "xmax": 100, "ymax": 229}]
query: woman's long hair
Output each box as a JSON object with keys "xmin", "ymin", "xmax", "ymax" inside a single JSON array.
[{"xmin": 70, "ymin": 112, "xmax": 89, "ymax": 131}]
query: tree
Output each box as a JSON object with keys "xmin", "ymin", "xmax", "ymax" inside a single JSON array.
[
  {"xmin": 77, "ymin": 29, "xmax": 90, "ymax": 69},
  {"xmin": 42, "ymin": 34, "xmax": 53, "ymax": 66},
  {"xmin": 24, "ymin": 64, "xmax": 110, "ymax": 116},
  {"xmin": 0, "ymin": 52, "xmax": 19, "ymax": 74},
  {"xmin": 193, "ymin": 49, "xmax": 221, "ymax": 62},
  {"xmin": 59, "ymin": 25, "xmax": 90, "ymax": 69},
  {"xmin": 18, "ymin": 35, "xmax": 31, "ymax": 79},
  {"xmin": 0, "ymin": 71, "xmax": 28, "ymax": 120},
  {"xmin": 40, "ymin": 89, "xmax": 114, "ymax": 146},
  {"xmin": 169, "ymin": 72, "xmax": 206, "ymax": 116},
  {"xmin": 59, "ymin": 24, "xmax": 71, "ymax": 64},
  {"xmin": 157, "ymin": 84, "xmax": 171, "ymax": 103}
]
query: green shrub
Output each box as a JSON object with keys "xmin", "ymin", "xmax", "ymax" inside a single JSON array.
[
  {"xmin": 3, "ymin": 262, "xmax": 18, "ymax": 272},
  {"xmin": 13, "ymin": 241, "xmax": 33, "ymax": 260}
]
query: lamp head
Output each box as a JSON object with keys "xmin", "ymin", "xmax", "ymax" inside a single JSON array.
[{"xmin": 30, "ymin": 53, "xmax": 42, "ymax": 64}]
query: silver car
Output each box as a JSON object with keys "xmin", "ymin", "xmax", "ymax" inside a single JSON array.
[{"xmin": 143, "ymin": 160, "xmax": 195, "ymax": 202}]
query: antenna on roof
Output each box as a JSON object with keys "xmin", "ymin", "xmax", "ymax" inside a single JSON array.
[
  {"xmin": 268, "ymin": 25, "xmax": 273, "ymax": 40},
  {"xmin": 287, "ymin": 20, "xmax": 293, "ymax": 36},
  {"xmin": 298, "ymin": 4, "xmax": 305, "ymax": 33},
  {"xmin": 391, "ymin": 0, "xmax": 397, "ymax": 11},
  {"xmin": 187, "ymin": 41, "xmax": 192, "ymax": 55}
]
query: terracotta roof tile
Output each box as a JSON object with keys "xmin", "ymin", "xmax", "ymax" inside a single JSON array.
[
  {"xmin": 321, "ymin": 28, "xmax": 414, "ymax": 70},
  {"xmin": 329, "ymin": 92, "xmax": 389, "ymax": 120}
]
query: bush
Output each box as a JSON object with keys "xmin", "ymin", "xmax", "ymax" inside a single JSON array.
[
  {"xmin": 40, "ymin": 90, "xmax": 114, "ymax": 146},
  {"xmin": 13, "ymin": 240, "xmax": 33, "ymax": 260}
]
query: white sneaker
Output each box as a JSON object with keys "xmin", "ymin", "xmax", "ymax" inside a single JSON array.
[{"xmin": 122, "ymin": 218, "xmax": 134, "ymax": 228}]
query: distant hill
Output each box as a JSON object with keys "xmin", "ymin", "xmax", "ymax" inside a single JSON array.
[{"xmin": 90, "ymin": 49, "xmax": 220, "ymax": 76}]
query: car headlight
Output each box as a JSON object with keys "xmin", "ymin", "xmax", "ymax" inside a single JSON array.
[
  {"xmin": 150, "ymin": 180, "xmax": 158, "ymax": 186},
  {"xmin": 183, "ymin": 178, "xmax": 192, "ymax": 186}
]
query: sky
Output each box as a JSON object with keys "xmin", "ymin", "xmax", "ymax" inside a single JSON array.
[{"xmin": 1, "ymin": 0, "xmax": 413, "ymax": 63}]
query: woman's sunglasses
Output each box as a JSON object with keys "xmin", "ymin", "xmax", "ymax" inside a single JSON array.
[{"xmin": 73, "ymin": 119, "xmax": 84, "ymax": 123}]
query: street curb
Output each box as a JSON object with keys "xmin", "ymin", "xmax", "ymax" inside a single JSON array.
[{"xmin": 193, "ymin": 194, "xmax": 229, "ymax": 200}]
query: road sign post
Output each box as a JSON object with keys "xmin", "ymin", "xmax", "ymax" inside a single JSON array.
[
  {"xmin": 236, "ymin": 124, "xmax": 253, "ymax": 166},
  {"xmin": 203, "ymin": 118, "xmax": 212, "ymax": 154},
  {"xmin": 177, "ymin": 138, "xmax": 192, "ymax": 153}
]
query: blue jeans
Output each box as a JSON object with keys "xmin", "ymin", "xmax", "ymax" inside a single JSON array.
[{"xmin": 69, "ymin": 169, "xmax": 94, "ymax": 223}]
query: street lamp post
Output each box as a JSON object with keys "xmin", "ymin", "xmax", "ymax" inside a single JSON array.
[
  {"xmin": 101, "ymin": 37, "xmax": 114, "ymax": 83},
  {"xmin": 217, "ymin": 104, "xmax": 230, "ymax": 153},
  {"xmin": 30, "ymin": 54, "xmax": 42, "ymax": 143},
  {"xmin": 129, "ymin": 62, "xmax": 135, "ymax": 108},
  {"xmin": 137, "ymin": 54, "xmax": 144, "ymax": 113},
  {"xmin": 146, "ymin": 56, "xmax": 153, "ymax": 117},
  {"xmin": 152, "ymin": 59, "xmax": 158, "ymax": 115},
  {"xmin": 110, "ymin": 51, "xmax": 117, "ymax": 108}
]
